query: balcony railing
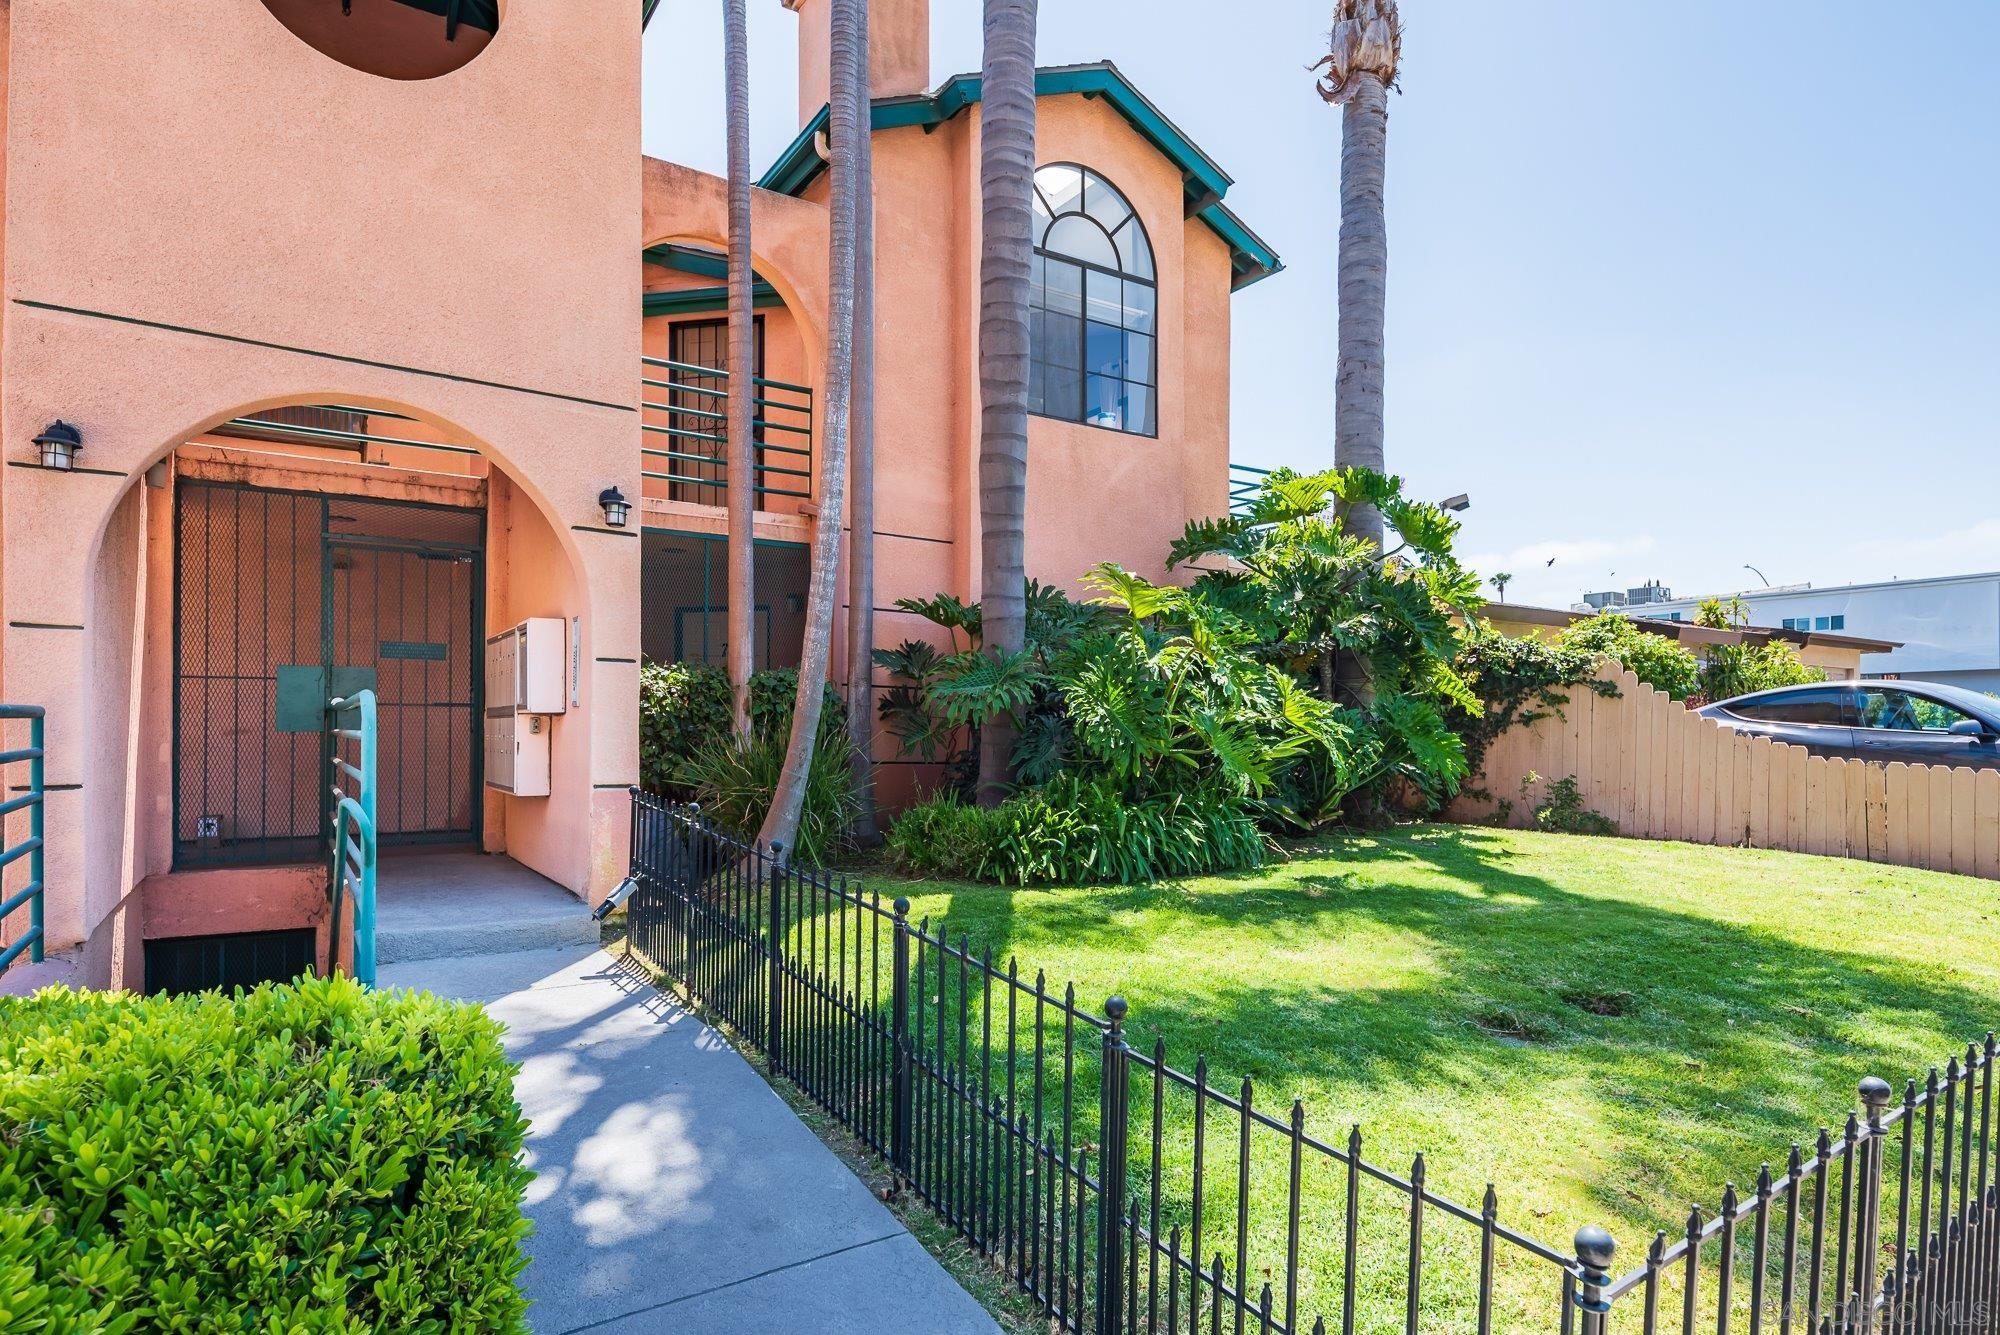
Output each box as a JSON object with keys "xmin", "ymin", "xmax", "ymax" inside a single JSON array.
[
  {"xmin": 1229, "ymin": 462, "xmax": 1270, "ymax": 516},
  {"xmin": 641, "ymin": 357, "xmax": 814, "ymax": 508}
]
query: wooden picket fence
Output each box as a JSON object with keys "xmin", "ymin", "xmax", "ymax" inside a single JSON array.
[{"xmin": 1446, "ymin": 664, "xmax": 2000, "ymax": 879}]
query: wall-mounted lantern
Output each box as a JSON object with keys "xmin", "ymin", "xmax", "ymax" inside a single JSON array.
[
  {"xmin": 34, "ymin": 421, "xmax": 82, "ymax": 470},
  {"xmin": 598, "ymin": 485, "xmax": 632, "ymax": 529}
]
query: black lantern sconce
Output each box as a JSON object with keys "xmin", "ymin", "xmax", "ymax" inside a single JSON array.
[
  {"xmin": 598, "ymin": 485, "xmax": 632, "ymax": 529},
  {"xmin": 34, "ymin": 421, "xmax": 82, "ymax": 471}
]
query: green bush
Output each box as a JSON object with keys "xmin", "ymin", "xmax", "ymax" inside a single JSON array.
[
  {"xmin": 682, "ymin": 679, "xmax": 856, "ymax": 865},
  {"xmin": 0, "ymin": 977, "xmax": 530, "ymax": 1333},
  {"xmin": 982, "ymin": 775, "xmax": 1267, "ymax": 886},
  {"xmin": 885, "ymin": 793, "xmax": 1007, "ymax": 880},
  {"xmin": 1527, "ymin": 773, "xmax": 1619, "ymax": 836},
  {"xmin": 639, "ymin": 661, "xmax": 734, "ymax": 797},
  {"xmin": 1448, "ymin": 629, "xmax": 1607, "ymax": 779},
  {"xmin": 1552, "ymin": 612, "xmax": 1702, "ymax": 701}
]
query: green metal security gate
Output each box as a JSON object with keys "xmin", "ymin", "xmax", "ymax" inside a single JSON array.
[{"xmin": 173, "ymin": 482, "xmax": 483, "ymax": 868}]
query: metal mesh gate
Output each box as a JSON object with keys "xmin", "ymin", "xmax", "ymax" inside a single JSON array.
[
  {"xmin": 639, "ymin": 530, "xmax": 809, "ymax": 669},
  {"xmin": 173, "ymin": 482, "xmax": 483, "ymax": 868}
]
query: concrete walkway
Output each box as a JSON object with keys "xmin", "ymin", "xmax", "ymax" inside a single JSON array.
[{"xmin": 380, "ymin": 941, "xmax": 999, "ymax": 1335}]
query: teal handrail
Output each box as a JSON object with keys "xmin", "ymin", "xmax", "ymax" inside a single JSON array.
[
  {"xmin": 639, "ymin": 355, "xmax": 815, "ymax": 503},
  {"xmin": 326, "ymin": 690, "xmax": 379, "ymax": 987},
  {"xmin": 0, "ymin": 705, "xmax": 46, "ymax": 977},
  {"xmin": 1229, "ymin": 462, "xmax": 1272, "ymax": 517}
]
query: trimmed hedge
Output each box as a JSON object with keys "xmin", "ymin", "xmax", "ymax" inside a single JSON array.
[{"xmin": 0, "ymin": 977, "xmax": 532, "ymax": 1332}]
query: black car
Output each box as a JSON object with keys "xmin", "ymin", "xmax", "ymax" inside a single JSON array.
[{"xmin": 1698, "ymin": 680, "xmax": 2000, "ymax": 769}]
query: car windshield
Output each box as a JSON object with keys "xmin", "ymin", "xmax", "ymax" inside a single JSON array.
[{"xmin": 1900, "ymin": 681, "xmax": 2000, "ymax": 722}]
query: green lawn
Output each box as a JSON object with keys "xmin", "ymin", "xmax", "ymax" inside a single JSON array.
[{"xmin": 851, "ymin": 825, "xmax": 2000, "ymax": 1330}]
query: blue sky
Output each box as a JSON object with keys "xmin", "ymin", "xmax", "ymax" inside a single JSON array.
[{"xmin": 643, "ymin": 1, "xmax": 2000, "ymax": 611}]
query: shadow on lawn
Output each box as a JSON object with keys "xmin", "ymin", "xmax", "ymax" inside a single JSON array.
[{"xmin": 902, "ymin": 825, "xmax": 1999, "ymax": 1241}]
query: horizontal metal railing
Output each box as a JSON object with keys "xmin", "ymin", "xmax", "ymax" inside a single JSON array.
[
  {"xmin": 1230, "ymin": 463, "xmax": 1270, "ymax": 517},
  {"xmin": 0, "ymin": 705, "xmax": 46, "ymax": 977},
  {"xmin": 640, "ymin": 356, "xmax": 814, "ymax": 506},
  {"xmin": 209, "ymin": 405, "xmax": 482, "ymax": 471}
]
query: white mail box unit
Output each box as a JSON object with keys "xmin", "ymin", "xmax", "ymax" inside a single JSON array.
[{"xmin": 485, "ymin": 617, "xmax": 567, "ymax": 797}]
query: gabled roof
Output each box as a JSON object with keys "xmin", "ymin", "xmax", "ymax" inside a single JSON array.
[{"xmin": 758, "ymin": 61, "xmax": 1283, "ymax": 291}]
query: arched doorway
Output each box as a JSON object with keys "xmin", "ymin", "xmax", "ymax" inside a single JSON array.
[{"xmin": 79, "ymin": 393, "xmax": 598, "ymax": 990}]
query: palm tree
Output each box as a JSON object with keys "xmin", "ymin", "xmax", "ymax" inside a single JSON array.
[
  {"xmin": 1315, "ymin": 0, "xmax": 1401, "ymax": 551},
  {"xmin": 843, "ymin": 0, "xmax": 880, "ymax": 843},
  {"xmin": 760, "ymin": 0, "xmax": 863, "ymax": 856},
  {"xmin": 973, "ymin": 0, "xmax": 1037, "ymax": 807},
  {"xmin": 1491, "ymin": 572, "xmax": 1512, "ymax": 603},
  {"xmin": 723, "ymin": 0, "xmax": 755, "ymax": 738}
]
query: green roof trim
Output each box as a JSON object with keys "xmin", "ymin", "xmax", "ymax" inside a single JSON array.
[
  {"xmin": 643, "ymin": 282, "xmax": 784, "ymax": 317},
  {"xmin": 757, "ymin": 61, "xmax": 1282, "ymax": 291}
]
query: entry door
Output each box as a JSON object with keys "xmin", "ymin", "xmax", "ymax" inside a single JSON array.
[
  {"xmin": 173, "ymin": 483, "xmax": 483, "ymax": 868},
  {"xmin": 327, "ymin": 540, "xmax": 482, "ymax": 844}
]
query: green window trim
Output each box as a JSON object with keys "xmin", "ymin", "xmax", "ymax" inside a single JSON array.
[{"xmin": 758, "ymin": 61, "xmax": 1283, "ymax": 290}]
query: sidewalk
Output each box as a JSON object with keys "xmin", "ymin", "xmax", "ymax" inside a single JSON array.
[{"xmin": 379, "ymin": 943, "xmax": 999, "ymax": 1335}]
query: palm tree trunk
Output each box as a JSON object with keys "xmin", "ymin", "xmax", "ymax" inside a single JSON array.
[
  {"xmin": 723, "ymin": 0, "xmax": 756, "ymax": 738},
  {"xmin": 973, "ymin": 0, "xmax": 1037, "ymax": 808},
  {"xmin": 1335, "ymin": 70, "xmax": 1389, "ymax": 552},
  {"xmin": 843, "ymin": 0, "xmax": 880, "ymax": 844},
  {"xmin": 1333, "ymin": 68, "xmax": 1389, "ymax": 712},
  {"xmin": 759, "ymin": 0, "xmax": 862, "ymax": 857}
]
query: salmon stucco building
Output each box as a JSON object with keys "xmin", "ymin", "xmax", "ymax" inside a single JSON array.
[{"xmin": 0, "ymin": 0, "xmax": 1277, "ymax": 992}]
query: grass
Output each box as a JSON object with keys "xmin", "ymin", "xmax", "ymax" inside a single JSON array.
[{"xmin": 843, "ymin": 824, "xmax": 2000, "ymax": 1330}]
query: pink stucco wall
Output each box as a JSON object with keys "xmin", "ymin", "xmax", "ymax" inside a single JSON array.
[{"xmin": 0, "ymin": 0, "xmax": 641, "ymax": 985}]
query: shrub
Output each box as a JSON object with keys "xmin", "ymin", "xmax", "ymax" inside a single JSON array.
[
  {"xmin": 886, "ymin": 793, "xmax": 1007, "ymax": 880},
  {"xmin": 1552, "ymin": 612, "xmax": 1701, "ymax": 701},
  {"xmin": 639, "ymin": 661, "xmax": 733, "ymax": 797},
  {"xmin": 682, "ymin": 680, "xmax": 856, "ymax": 865},
  {"xmin": 1526, "ymin": 772, "xmax": 1619, "ymax": 836},
  {"xmin": 982, "ymin": 775, "xmax": 1267, "ymax": 886},
  {"xmin": 0, "ymin": 977, "xmax": 531, "ymax": 1332}
]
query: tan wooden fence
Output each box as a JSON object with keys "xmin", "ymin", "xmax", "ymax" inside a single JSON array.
[{"xmin": 1446, "ymin": 664, "xmax": 2000, "ymax": 878}]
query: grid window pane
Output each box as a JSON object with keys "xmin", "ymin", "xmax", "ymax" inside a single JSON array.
[
  {"xmin": 1043, "ymin": 311, "xmax": 1082, "ymax": 370},
  {"xmin": 1044, "ymin": 215, "xmax": 1118, "ymax": 271},
  {"xmin": 1043, "ymin": 258, "xmax": 1084, "ymax": 317},
  {"xmin": 1123, "ymin": 382, "xmax": 1155, "ymax": 435},
  {"xmin": 1085, "ymin": 321, "xmax": 1125, "ymax": 379},
  {"xmin": 1124, "ymin": 280, "xmax": 1157, "ymax": 336},
  {"xmin": 1125, "ymin": 331, "xmax": 1155, "ymax": 386},
  {"xmin": 1030, "ymin": 164, "xmax": 1160, "ymax": 437},
  {"xmin": 1085, "ymin": 374, "xmax": 1125, "ymax": 431},
  {"xmin": 1044, "ymin": 367, "xmax": 1083, "ymax": 421}
]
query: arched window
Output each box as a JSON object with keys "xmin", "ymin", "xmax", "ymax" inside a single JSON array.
[{"xmin": 1030, "ymin": 165, "xmax": 1157, "ymax": 437}]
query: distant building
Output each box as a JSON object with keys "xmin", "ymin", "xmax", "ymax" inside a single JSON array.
[
  {"xmin": 1617, "ymin": 573, "xmax": 2000, "ymax": 694},
  {"xmin": 1580, "ymin": 580, "xmax": 1674, "ymax": 611}
]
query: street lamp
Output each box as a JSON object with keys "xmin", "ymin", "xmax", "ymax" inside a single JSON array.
[
  {"xmin": 1440, "ymin": 493, "xmax": 1471, "ymax": 513},
  {"xmin": 1743, "ymin": 564, "xmax": 1771, "ymax": 588}
]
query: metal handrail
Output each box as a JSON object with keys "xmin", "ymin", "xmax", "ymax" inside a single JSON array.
[
  {"xmin": 0, "ymin": 704, "xmax": 46, "ymax": 977},
  {"xmin": 639, "ymin": 355, "xmax": 815, "ymax": 505},
  {"xmin": 1229, "ymin": 462, "xmax": 1272, "ymax": 517},
  {"xmin": 326, "ymin": 690, "xmax": 379, "ymax": 987}
]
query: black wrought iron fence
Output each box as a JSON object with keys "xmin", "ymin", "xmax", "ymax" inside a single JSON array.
[{"xmin": 621, "ymin": 793, "xmax": 1998, "ymax": 1335}]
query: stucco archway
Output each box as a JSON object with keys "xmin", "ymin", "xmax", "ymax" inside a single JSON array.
[{"xmin": 69, "ymin": 391, "xmax": 599, "ymax": 989}]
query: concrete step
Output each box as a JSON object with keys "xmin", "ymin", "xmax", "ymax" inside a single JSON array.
[
  {"xmin": 0, "ymin": 947, "xmax": 85, "ymax": 997},
  {"xmin": 373, "ymin": 851, "xmax": 598, "ymax": 967}
]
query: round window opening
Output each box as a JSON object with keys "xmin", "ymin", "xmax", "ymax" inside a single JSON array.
[{"xmin": 261, "ymin": 0, "xmax": 500, "ymax": 80}]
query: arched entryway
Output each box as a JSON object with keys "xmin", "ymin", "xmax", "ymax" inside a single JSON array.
[{"xmin": 80, "ymin": 394, "xmax": 597, "ymax": 990}]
